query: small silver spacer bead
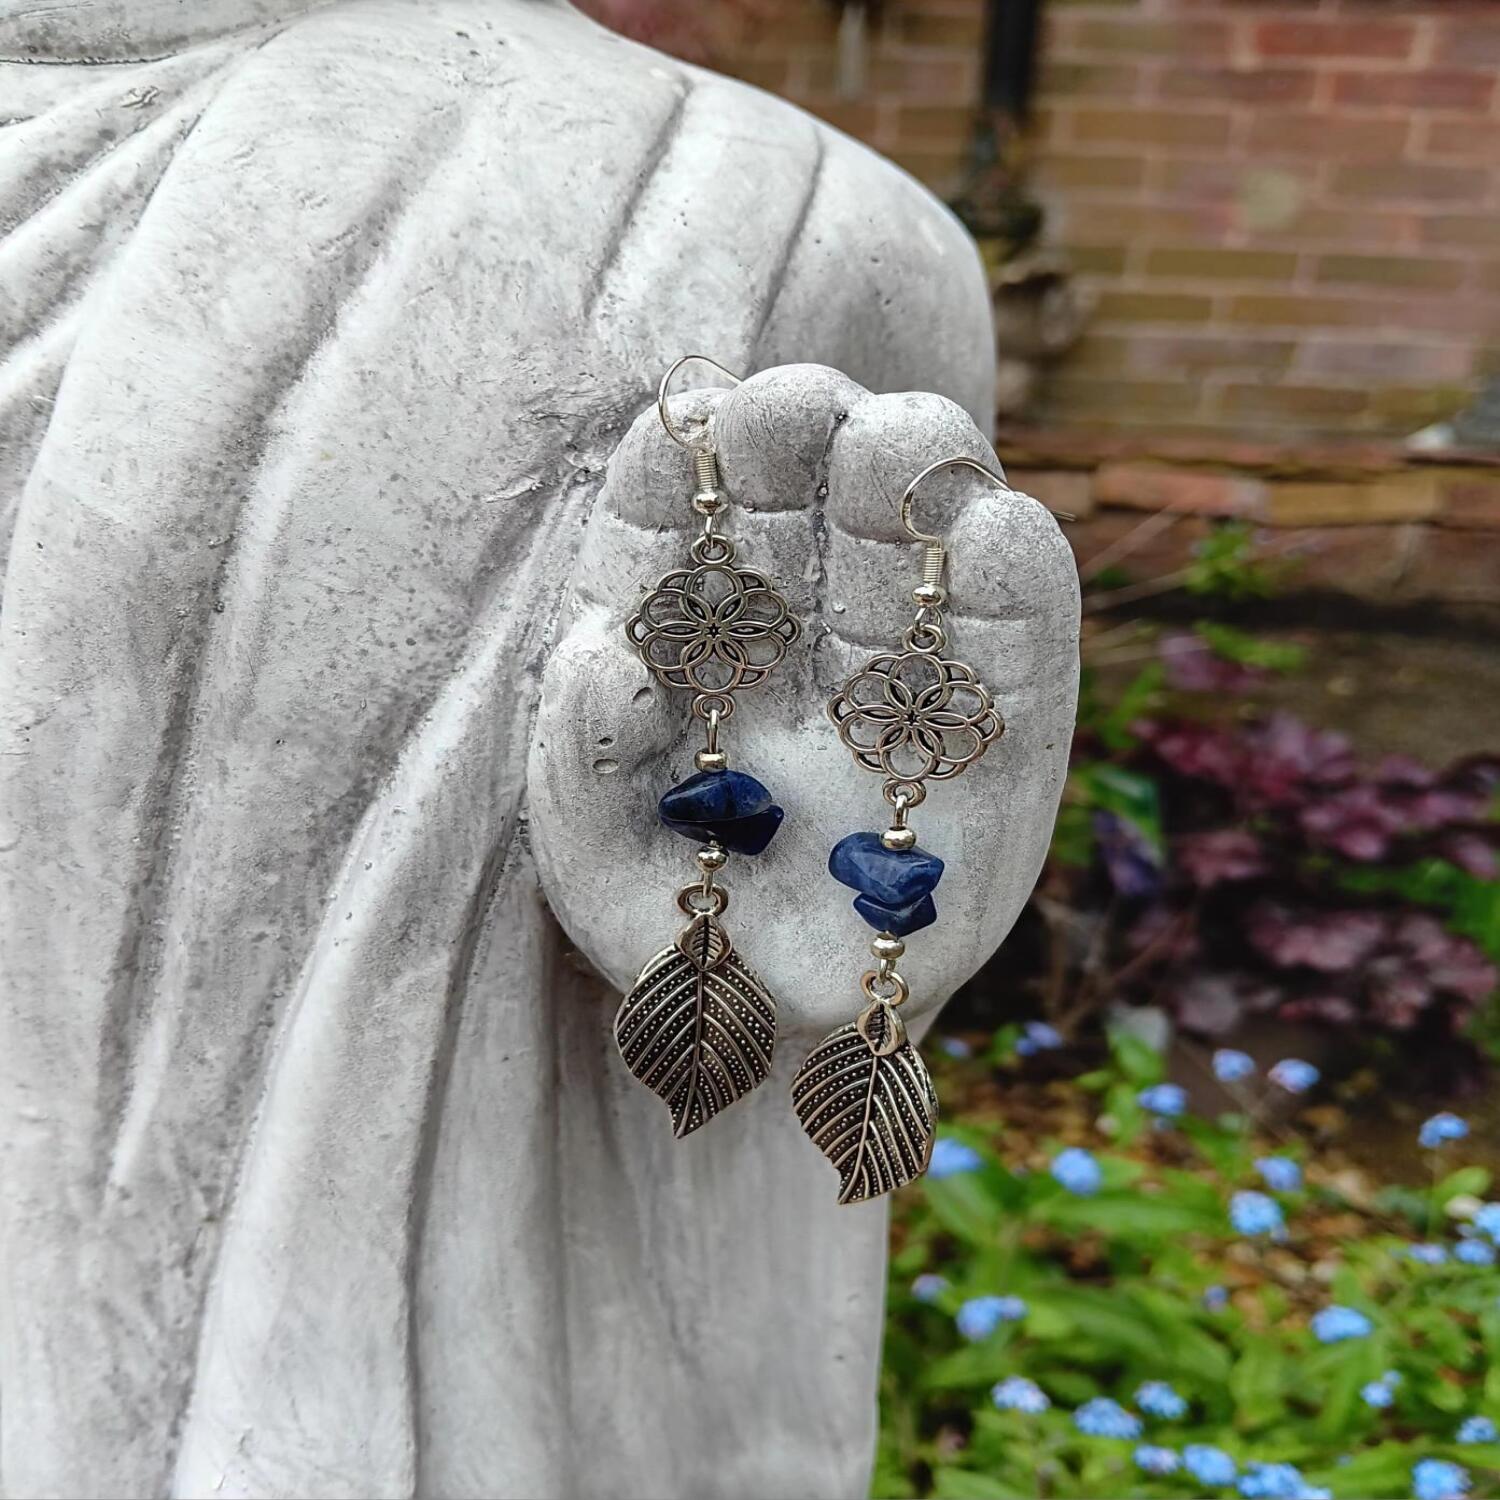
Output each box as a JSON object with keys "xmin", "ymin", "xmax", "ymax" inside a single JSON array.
[
  {"xmin": 696, "ymin": 843, "xmax": 728, "ymax": 873},
  {"xmin": 694, "ymin": 748, "xmax": 729, "ymax": 772},
  {"xmin": 912, "ymin": 581, "xmax": 947, "ymax": 608},
  {"xmin": 881, "ymin": 825, "xmax": 918, "ymax": 851},
  {"xmin": 870, "ymin": 933, "xmax": 906, "ymax": 962}
]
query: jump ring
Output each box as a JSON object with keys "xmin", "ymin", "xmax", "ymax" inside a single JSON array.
[
  {"xmin": 861, "ymin": 968, "xmax": 910, "ymax": 1006},
  {"xmin": 677, "ymin": 883, "xmax": 729, "ymax": 917}
]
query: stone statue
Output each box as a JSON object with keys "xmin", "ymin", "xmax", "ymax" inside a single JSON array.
[{"xmin": 0, "ymin": 2, "xmax": 1080, "ymax": 1496}]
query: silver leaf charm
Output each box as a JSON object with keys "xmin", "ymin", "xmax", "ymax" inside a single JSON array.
[
  {"xmin": 792, "ymin": 1001, "xmax": 937, "ymax": 1205},
  {"xmin": 614, "ymin": 914, "xmax": 778, "ymax": 1138}
]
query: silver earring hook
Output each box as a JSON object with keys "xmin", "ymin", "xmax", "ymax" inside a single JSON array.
[
  {"xmin": 656, "ymin": 355, "xmax": 743, "ymax": 450},
  {"xmin": 898, "ymin": 455, "xmax": 1008, "ymax": 593}
]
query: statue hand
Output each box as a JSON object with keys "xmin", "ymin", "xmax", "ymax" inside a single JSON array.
[{"xmin": 530, "ymin": 364, "xmax": 1080, "ymax": 1045}]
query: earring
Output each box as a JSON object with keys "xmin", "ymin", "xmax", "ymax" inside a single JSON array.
[
  {"xmin": 794, "ymin": 457, "xmax": 1005, "ymax": 1204},
  {"xmin": 615, "ymin": 358, "xmax": 800, "ymax": 1138}
]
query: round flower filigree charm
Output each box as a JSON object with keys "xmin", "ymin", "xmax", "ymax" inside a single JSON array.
[
  {"xmin": 627, "ymin": 555, "xmax": 799, "ymax": 695},
  {"xmin": 829, "ymin": 650, "xmax": 1003, "ymax": 783}
]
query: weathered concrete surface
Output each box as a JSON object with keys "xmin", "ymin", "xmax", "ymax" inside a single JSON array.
[{"xmin": 0, "ymin": 2, "xmax": 1075, "ymax": 1496}]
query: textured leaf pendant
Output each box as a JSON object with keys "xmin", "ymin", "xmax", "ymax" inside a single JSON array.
[
  {"xmin": 614, "ymin": 913, "xmax": 778, "ymax": 1138},
  {"xmin": 792, "ymin": 1000, "xmax": 937, "ymax": 1205}
]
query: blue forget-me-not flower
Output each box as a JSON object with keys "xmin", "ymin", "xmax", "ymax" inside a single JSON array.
[
  {"xmin": 991, "ymin": 1377, "xmax": 1049, "ymax": 1414},
  {"xmin": 1138, "ymin": 1083, "xmax": 1187, "ymax": 1118},
  {"xmin": 1051, "ymin": 1146, "xmax": 1102, "ymax": 1196},
  {"xmin": 1256, "ymin": 1156, "xmax": 1303, "ymax": 1192},
  {"xmin": 1135, "ymin": 1445, "xmax": 1180, "ymax": 1475},
  {"xmin": 1136, "ymin": 1380, "xmax": 1188, "ymax": 1420},
  {"xmin": 1016, "ymin": 1020, "xmax": 1063, "ymax": 1056},
  {"xmin": 1268, "ymin": 1058, "xmax": 1319, "ymax": 1093},
  {"xmin": 1419, "ymin": 1112, "xmax": 1469, "ymax": 1149},
  {"xmin": 1237, "ymin": 1461, "xmax": 1309, "ymax": 1498},
  {"xmin": 1312, "ymin": 1305, "xmax": 1373, "ymax": 1343},
  {"xmin": 1412, "ymin": 1458, "xmax": 1471, "ymax": 1500},
  {"xmin": 1213, "ymin": 1048, "xmax": 1255, "ymax": 1083},
  {"xmin": 956, "ymin": 1295, "xmax": 1027, "ymax": 1340},
  {"xmin": 1231, "ymin": 1190, "xmax": 1285, "ymax": 1237},
  {"xmin": 1185, "ymin": 1446, "xmax": 1238, "ymax": 1487},
  {"xmin": 1074, "ymin": 1397, "xmax": 1142, "ymax": 1439},
  {"xmin": 928, "ymin": 1138, "xmax": 982, "ymax": 1179}
]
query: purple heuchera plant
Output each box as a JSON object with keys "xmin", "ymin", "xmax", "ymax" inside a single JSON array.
[{"xmin": 1064, "ymin": 699, "xmax": 1500, "ymax": 1053}]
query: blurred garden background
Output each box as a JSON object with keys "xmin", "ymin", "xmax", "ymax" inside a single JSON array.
[{"xmin": 583, "ymin": 1, "xmax": 1500, "ymax": 1495}]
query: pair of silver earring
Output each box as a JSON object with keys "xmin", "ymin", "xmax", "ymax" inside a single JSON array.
[{"xmin": 614, "ymin": 358, "xmax": 1004, "ymax": 1206}]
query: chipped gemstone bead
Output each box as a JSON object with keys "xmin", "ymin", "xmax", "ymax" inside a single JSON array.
[
  {"xmin": 828, "ymin": 831, "xmax": 944, "ymax": 906},
  {"xmin": 657, "ymin": 769, "xmax": 784, "ymax": 856},
  {"xmin": 853, "ymin": 891, "xmax": 938, "ymax": 937}
]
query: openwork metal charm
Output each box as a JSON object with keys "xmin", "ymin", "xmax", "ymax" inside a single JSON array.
[
  {"xmin": 616, "ymin": 903, "xmax": 777, "ymax": 1138},
  {"xmin": 615, "ymin": 357, "xmax": 796, "ymax": 1138},
  {"xmin": 798, "ymin": 455, "xmax": 1013, "ymax": 1206},
  {"xmin": 791, "ymin": 996, "xmax": 938, "ymax": 1205},
  {"xmin": 829, "ymin": 647, "xmax": 1001, "ymax": 783},
  {"xmin": 627, "ymin": 536, "xmax": 799, "ymax": 696}
]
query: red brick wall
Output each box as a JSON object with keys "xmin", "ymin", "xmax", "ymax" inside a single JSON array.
[{"xmin": 721, "ymin": 0, "xmax": 1500, "ymax": 439}]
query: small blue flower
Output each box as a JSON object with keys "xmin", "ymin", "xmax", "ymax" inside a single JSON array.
[
  {"xmin": 1016, "ymin": 1020, "xmax": 1063, "ymax": 1056},
  {"xmin": 956, "ymin": 1295, "xmax": 1027, "ymax": 1340},
  {"xmin": 938, "ymin": 1036, "xmax": 972, "ymax": 1059},
  {"xmin": 1299, "ymin": 1488, "xmax": 1332, "ymax": 1499},
  {"xmin": 1202, "ymin": 1284, "xmax": 1230, "ymax": 1311},
  {"xmin": 911, "ymin": 1273, "xmax": 948, "ymax": 1303},
  {"xmin": 1412, "ymin": 1458, "xmax": 1471, "ymax": 1500},
  {"xmin": 1474, "ymin": 1203, "xmax": 1500, "ymax": 1242},
  {"xmin": 1238, "ymin": 1461, "xmax": 1307, "ymax": 1498},
  {"xmin": 1268, "ymin": 1058, "xmax": 1319, "ymax": 1094},
  {"xmin": 1419, "ymin": 1112, "xmax": 1470, "ymax": 1149},
  {"xmin": 1185, "ymin": 1445, "xmax": 1238, "ymax": 1486},
  {"xmin": 1231, "ymin": 1190, "xmax": 1285, "ymax": 1237},
  {"xmin": 1408, "ymin": 1243, "xmax": 1449, "ymax": 1266},
  {"xmin": 1135, "ymin": 1445, "xmax": 1180, "ymax": 1475},
  {"xmin": 991, "ymin": 1376, "xmax": 1049, "ymax": 1414},
  {"xmin": 1456, "ymin": 1416, "xmax": 1497, "ymax": 1444},
  {"xmin": 1213, "ymin": 1048, "xmax": 1255, "ymax": 1083},
  {"xmin": 1256, "ymin": 1156, "xmax": 1303, "ymax": 1192},
  {"xmin": 1136, "ymin": 1380, "xmax": 1188, "ymax": 1420},
  {"xmin": 1362, "ymin": 1378, "xmax": 1395, "ymax": 1409},
  {"xmin": 1138, "ymin": 1083, "xmax": 1187, "ymax": 1118},
  {"xmin": 1074, "ymin": 1397, "xmax": 1142, "ymax": 1439},
  {"xmin": 1456, "ymin": 1239, "xmax": 1496, "ymax": 1267},
  {"xmin": 1050, "ymin": 1146, "xmax": 1102, "ymax": 1196},
  {"xmin": 929, "ymin": 1138, "xmax": 982, "ymax": 1179},
  {"xmin": 1312, "ymin": 1305, "xmax": 1373, "ymax": 1344}
]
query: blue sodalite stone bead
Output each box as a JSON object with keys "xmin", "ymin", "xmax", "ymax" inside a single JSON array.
[
  {"xmin": 828, "ymin": 832, "xmax": 944, "ymax": 906},
  {"xmin": 853, "ymin": 891, "xmax": 938, "ymax": 937},
  {"xmin": 658, "ymin": 769, "xmax": 784, "ymax": 856}
]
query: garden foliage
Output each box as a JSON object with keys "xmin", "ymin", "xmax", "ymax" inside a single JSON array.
[{"xmin": 877, "ymin": 1034, "xmax": 1500, "ymax": 1500}]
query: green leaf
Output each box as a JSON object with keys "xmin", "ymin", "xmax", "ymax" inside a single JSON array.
[
  {"xmin": 931, "ymin": 1468, "xmax": 1029, "ymax": 1500},
  {"xmin": 1076, "ymin": 764, "xmax": 1165, "ymax": 853},
  {"xmin": 923, "ymin": 1338, "xmax": 1022, "ymax": 1391},
  {"xmin": 1106, "ymin": 1027, "xmax": 1166, "ymax": 1086},
  {"xmin": 925, "ymin": 1170, "xmax": 1009, "ymax": 1245},
  {"xmin": 1314, "ymin": 1344, "xmax": 1376, "ymax": 1442},
  {"xmin": 1194, "ymin": 620, "xmax": 1305, "ymax": 673},
  {"xmin": 1095, "ymin": 663, "xmax": 1166, "ymax": 751},
  {"xmin": 1031, "ymin": 1188, "xmax": 1221, "ymax": 1239},
  {"xmin": 1435, "ymin": 1166, "xmax": 1492, "ymax": 1205},
  {"xmin": 1229, "ymin": 1339, "xmax": 1287, "ymax": 1429}
]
